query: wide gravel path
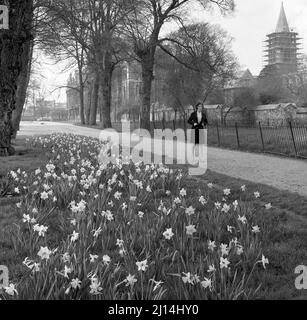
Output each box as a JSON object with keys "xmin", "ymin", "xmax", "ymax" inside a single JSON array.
[{"xmin": 18, "ymin": 121, "xmax": 307, "ymax": 197}]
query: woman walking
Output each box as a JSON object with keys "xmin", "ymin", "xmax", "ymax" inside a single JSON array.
[{"xmin": 188, "ymin": 102, "xmax": 208, "ymax": 158}]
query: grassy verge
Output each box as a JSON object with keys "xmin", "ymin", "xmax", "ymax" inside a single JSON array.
[
  {"xmin": 181, "ymin": 170, "xmax": 307, "ymax": 300},
  {"xmin": 0, "ymin": 135, "xmax": 306, "ymax": 300},
  {"xmin": 0, "ymin": 138, "xmax": 48, "ymax": 199},
  {"xmin": 0, "ymin": 138, "xmax": 48, "ymax": 176}
]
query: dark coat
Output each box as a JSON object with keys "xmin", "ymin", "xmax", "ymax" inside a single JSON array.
[{"xmin": 188, "ymin": 111, "xmax": 208, "ymax": 144}]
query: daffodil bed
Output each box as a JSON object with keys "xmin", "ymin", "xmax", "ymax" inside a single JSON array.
[{"xmin": 0, "ymin": 133, "xmax": 305, "ymax": 300}]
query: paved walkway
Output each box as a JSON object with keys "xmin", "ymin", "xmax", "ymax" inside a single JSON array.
[{"xmin": 18, "ymin": 121, "xmax": 307, "ymax": 197}]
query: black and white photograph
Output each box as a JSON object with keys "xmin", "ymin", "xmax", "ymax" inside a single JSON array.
[{"xmin": 1, "ymin": 0, "xmax": 307, "ymax": 305}]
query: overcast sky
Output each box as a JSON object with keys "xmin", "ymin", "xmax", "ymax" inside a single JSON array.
[{"xmin": 41, "ymin": 0, "xmax": 307, "ymax": 102}]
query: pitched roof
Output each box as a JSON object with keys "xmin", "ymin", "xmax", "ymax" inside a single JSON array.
[
  {"xmin": 240, "ymin": 69, "xmax": 254, "ymax": 80},
  {"xmin": 203, "ymin": 105, "xmax": 222, "ymax": 110},
  {"xmin": 276, "ymin": 2, "xmax": 290, "ymax": 33},
  {"xmin": 186, "ymin": 105, "xmax": 222, "ymax": 111},
  {"xmin": 297, "ymin": 108, "xmax": 307, "ymax": 114},
  {"xmin": 224, "ymin": 107, "xmax": 246, "ymax": 112},
  {"xmin": 250, "ymin": 105, "xmax": 280, "ymax": 111},
  {"xmin": 249, "ymin": 103, "xmax": 296, "ymax": 111}
]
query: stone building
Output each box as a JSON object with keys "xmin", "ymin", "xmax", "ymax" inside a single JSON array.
[
  {"xmin": 66, "ymin": 71, "xmax": 83, "ymax": 120},
  {"xmin": 261, "ymin": 2, "xmax": 301, "ymax": 77},
  {"xmin": 219, "ymin": 3, "xmax": 306, "ymax": 126},
  {"xmin": 111, "ymin": 61, "xmax": 142, "ymax": 122},
  {"xmin": 248, "ymin": 103, "xmax": 297, "ymax": 126},
  {"xmin": 293, "ymin": 107, "xmax": 307, "ymax": 125},
  {"xmin": 185, "ymin": 104, "xmax": 249, "ymax": 125},
  {"xmin": 113, "ymin": 60, "xmax": 169, "ymax": 121},
  {"xmin": 202, "ymin": 105, "xmax": 222, "ymax": 123},
  {"xmin": 66, "ymin": 60, "xmax": 168, "ymax": 122},
  {"xmin": 224, "ymin": 69, "xmax": 258, "ymax": 106}
]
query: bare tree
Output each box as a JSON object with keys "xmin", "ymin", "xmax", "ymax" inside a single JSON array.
[
  {"xmin": 283, "ymin": 55, "xmax": 307, "ymax": 106},
  {"xmin": 0, "ymin": 1, "xmax": 34, "ymax": 156},
  {"xmin": 257, "ymin": 71, "xmax": 290, "ymax": 104},
  {"xmin": 11, "ymin": 37, "xmax": 35, "ymax": 137},
  {"xmin": 84, "ymin": 0, "xmax": 132, "ymax": 127},
  {"xmin": 10, "ymin": 1, "xmax": 50, "ymax": 135},
  {"xmin": 162, "ymin": 23, "xmax": 237, "ymax": 117},
  {"xmin": 41, "ymin": 0, "xmax": 131, "ymax": 127},
  {"xmin": 122, "ymin": 0, "xmax": 235, "ymax": 130},
  {"xmin": 37, "ymin": 0, "xmax": 92, "ymax": 124},
  {"xmin": 9, "ymin": 1, "xmax": 61, "ymax": 137}
]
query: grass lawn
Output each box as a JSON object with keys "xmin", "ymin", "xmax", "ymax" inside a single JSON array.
[
  {"xmin": 0, "ymin": 135, "xmax": 307, "ymax": 300},
  {"xmin": 180, "ymin": 169, "xmax": 307, "ymax": 300},
  {"xmin": 0, "ymin": 138, "xmax": 48, "ymax": 199},
  {"xmin": 0, "ymin": 138, "xmax": 48, "ymax": 176}
]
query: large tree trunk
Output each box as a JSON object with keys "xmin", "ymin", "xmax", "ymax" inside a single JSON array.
[
  {"xmin": 89, "ymin": 72, "xmax": 99, "ymax": 125},
  {"xmin": 100, "ymin": 52, "xmax": 113, "ymax": 129},
  {"xmin": 0, "ymin": 1, "xmax": 33, "ymax": 156},
  {"xmin": 85, "ymin": 83, "xmax": 92, "ymax": 125},
  {"xmin": 139, "ymin": 51, "xmax": 155, "ymax": 131},
  {"xmin": 79, "ymin": 84, "xmax": 85, "ymax": 124},
  {"xmin": 78, "ymin": 74, "xmax": 85, "ymax": 125},
  {"xmin": 101, "ymin": 71, "xmax": 112, "ymax": 129},
  {"xmin": 99, "ymin": 99, "xmax": 103, "ymax": 123},
  {"xmin": 11, "ymin": 39, "xmax": 34, "ymax": 138}
]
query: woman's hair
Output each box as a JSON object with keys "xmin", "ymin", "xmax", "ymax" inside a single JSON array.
[{"xmin": 194, "ymin": 102, "xmax": 203, "ymax": 111}]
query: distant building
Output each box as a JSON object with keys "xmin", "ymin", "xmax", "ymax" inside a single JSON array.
[
  {"xmin": 67, "ymin": 60, "xmax": 168, "ymax": 122},
  {"xmin": 66, "ymin": 71, "xmax": 82, "ymax": 120},
  {"xmin": 224, "ymin": 69, "xmax": 258, "ymax": 106},
  {"xmin": 248, "ymin": 103, "xmax": 297, "ymax": 126},
  {"xmin": 260, "ymin": 2, "xmax": 301, "ymax": 77},
  {"xmin": 111, "ymin": 61, "xmax": 142, "ymax": 122}
]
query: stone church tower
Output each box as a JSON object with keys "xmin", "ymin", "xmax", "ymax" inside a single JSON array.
[{"xmin": 262, "ymin": 2, "xmax": 301, "ymax": 76}]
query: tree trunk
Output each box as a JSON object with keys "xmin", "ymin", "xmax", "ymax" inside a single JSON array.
[
  {"xmin": 78, "ymin": 74, "xmax": 85, "ymax": 125},
  {"xmin": 100, "ymin": 52, "xmax": 113, "ymax": 129},
  {"xmin": 79, "ymin": 84, "xmax": 85, "ymax": 124},
  {"xmin": 99, "ymin": 95, "xmax": 103, "ymax": 123},
  {"xmin": 85, "ymin": 83, "xmax": 92, "ymax": 125},
  {"xmin": 11, "ymin": 39, "xmax": 34, "ymax": 138},
  {"xmin": 0, "ymin": 1, "xmax": 33, "ymax": 156},
  {"xmin": 101, "ymin": 72, "xmax": 112, "ymax": 129},
  {"xmin": 139, "ymin": 51, "xmax": 155, "ymax": 131},
  {"xmin": 89, "ymin": 72, "xmax": 99, "ymax": 125}
]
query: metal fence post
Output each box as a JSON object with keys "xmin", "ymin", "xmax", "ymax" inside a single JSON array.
[
  {"xmin": 216, "ymin": 122, "xmax": 221, "ymax": 147},
  {"xmin": 289, "ymin": 121, "xmax": 298, "ymax": 157},
  {"xmin": 259, "ymin": 121, "xmax": 265, "ymax": 151},
  {"xmin": 162, "ymin": 115, "xmax": 165, "ymax": 130},
  {"xmin": 235, "ymin": 122, "xmax": 240, "ymax": 148},
  {"xmin": 183, "ymin": 115, "xmax": 187, "ymax": 141}
]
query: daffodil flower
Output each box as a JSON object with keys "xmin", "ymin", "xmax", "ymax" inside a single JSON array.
[
  {"xmin": 163, "ymin": 228, "xmax": 174, "ymax": 240},
  {"xmin": 4, "ymin": 284, "xmax": 18, "ymax": 296},
  {"xmin": 136, "ymin": 259, "xmax": 149, "ymax": 272}
]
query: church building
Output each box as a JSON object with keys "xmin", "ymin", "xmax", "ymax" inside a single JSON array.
[{"xmin": 261, "ymin": 2, "xmax": 301, "ymax": 77}]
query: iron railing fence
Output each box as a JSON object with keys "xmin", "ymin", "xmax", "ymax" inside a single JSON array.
[{"xmin": 111, "ymin": 120, "xmax": 307, "ymax": 159}]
